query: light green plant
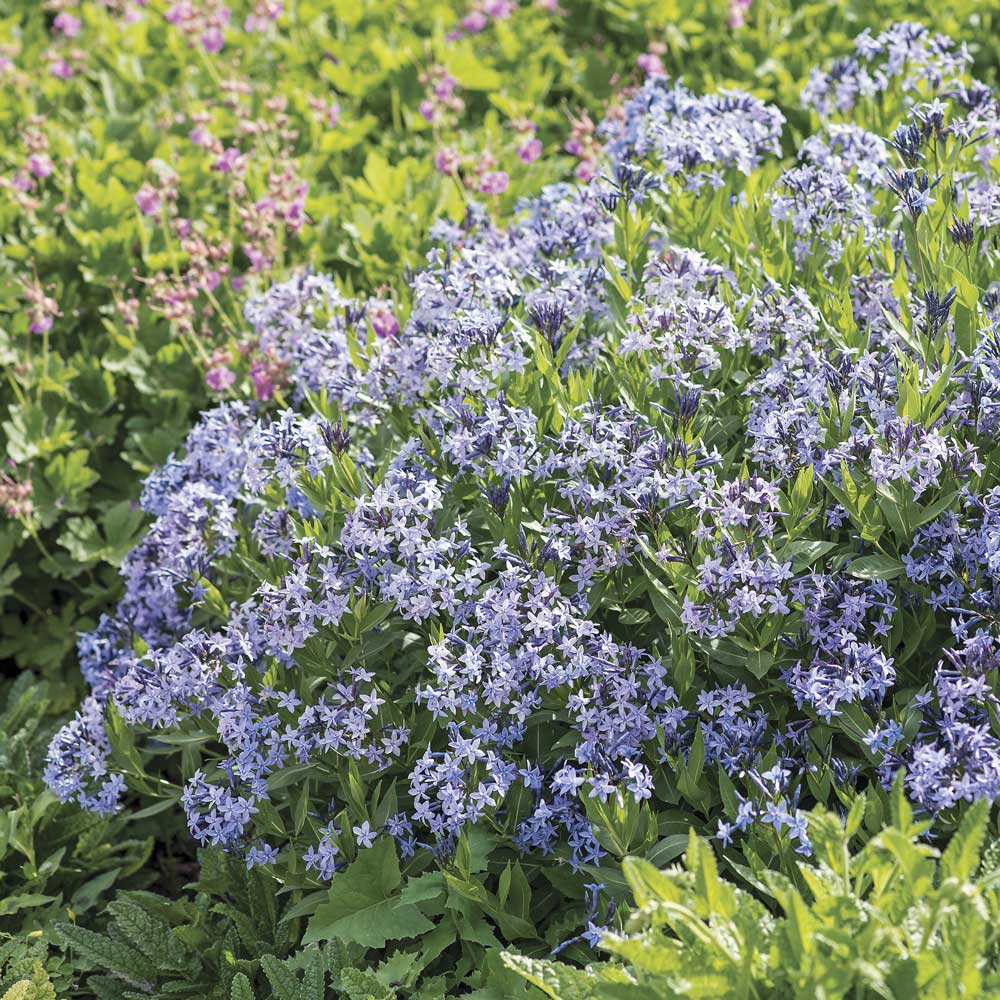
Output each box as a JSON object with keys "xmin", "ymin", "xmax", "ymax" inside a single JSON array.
[{"xmin": 506, "ymin": 785, "xmax": 1000, "ymax": 999}]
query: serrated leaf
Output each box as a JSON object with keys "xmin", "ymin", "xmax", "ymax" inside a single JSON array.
[
  {"xmin": 231, "ymin": 973, "xmax": 254, "ymax": 1000},
  {"xmin": 55, "ymin": 923, "xmax": 157, "ymax": 990},
  {"xmin": 941, "ymin": 799, "xmax": 989, "ymax": 882},
  {"xmin": 303, "ymin": 838, "xmax": 434, "ymax": 948}
]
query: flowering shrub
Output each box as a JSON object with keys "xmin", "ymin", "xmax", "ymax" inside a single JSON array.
[
  {"xmin": 41, "ymin": 21, "xmax": 1000, "ymax": 986},
  {"xmin": 3, "ymin": 0, "xmax": 998, "ymax": 688}
]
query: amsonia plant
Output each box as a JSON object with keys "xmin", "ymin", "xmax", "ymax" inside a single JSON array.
[{"xmin": 41, "ymin": 17, "xmax": 1000, "ymax": 981}]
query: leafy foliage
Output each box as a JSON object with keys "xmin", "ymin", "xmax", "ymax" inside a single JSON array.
[
  {"xmin": 0, "ymin": 673, "xmax": 157, "ymax": 995},
  {"xmin": 55, "ymin": 849, "xmax": 534, "ymax": 999},
  {"xmin": 505, "ymin": 789, "xmax": 1000, "ymax": 999}
]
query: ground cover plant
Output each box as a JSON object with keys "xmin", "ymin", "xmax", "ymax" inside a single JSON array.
[{"xmin": 31, "ymin": 13, "xmax": 1000, "ymax": 997}]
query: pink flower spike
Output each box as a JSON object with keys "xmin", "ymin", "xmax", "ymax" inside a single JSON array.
[
  {"xmin": 206, "ymin": 366, "xmax": 236, "ymax": 390},
  {"xmin": 517, "ymin": 139, "xmax": 542, "ymax": 164},
  {"xmin": 165, "ymin": 2, "xmax": 192, "ymax": 25},
  {"xmin": 49, "ymin": 58, "xmax": 73, "ymax": 79},
  {"xmin": 53, "ymin": 13, "xmax": 82, "ymax": 37},
  {"xmin": 728, "ymin": 0, "xmax": 752, "ymax": 28},
  {"xmin": 637, "ymin": 52, "xmax": 664, "ymax": 76},
  {"xmin": 28, "ymin": 154, "xmax": 54, "ymax": 179},
  {"xmin": 369, "ymin": 304, "xmax": 399, "ymax": 339},
  {"xmin": 190, "ymin": 124, "xmax": 213, "ymax": 147},
  {"xmin": 483, "ymin": 0, "xmax": 512, "ymax": 17},
  {"xmin": 434, "ymin": 147, "xmax": 461, "ymax": 175},
  {"xmin": 479, "ymin": 170, "xmax": 509, "ymax": 195},
  {"xmin": 461, "ymin": 12, "xmax": 487, "ymax": 33},
  {"xmin": 135, "ymin": 184, "xmax": 162, "ymax": 216},
  {"xmin": 200, "ymin": 26, "xmax": 225, "ymax": 52},
  {"xmin": 250, "ymin": 364, "xmax": 274, "ymax": 400},
  {"xmin": 213, "ymin": 147, "xmax": 242, "ymax": 174}
]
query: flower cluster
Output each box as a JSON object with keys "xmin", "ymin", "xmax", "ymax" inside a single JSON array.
[{"xmin": 48, "ymin": 22, "xmax": 1000, "ymax": 888}]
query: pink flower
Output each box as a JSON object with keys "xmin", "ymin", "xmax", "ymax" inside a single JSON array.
[
  {"xmin": 29, "ymin": 313, "xmax": 54, "ymax": 335},
  {"xmin": 245, "ymin": 246, "xmax": 266, "ymax": 272},
  {"xmin": 575, "ymin": 159, "xmax": 598, "ymax": 182},
  {"xmin": 250, "ymin": 362, "xmax": 274, "ymax": 400},
  {"xmin": 200, "ymin": 26, "xmax": 225, "ymax": 52},
  {"xmin": 479, "ymin": 170, "xmax": 509, "ymax": 195},
  {"xmin": 202, "ymin": 270, "xmax": 222, "ymax": 293},
  {"xmin": 53, "ymin": 12, "xmax": 82, "ymax": 37},
  {"xmin": 433, "ymin": 74, "xmax": 457, "ymax": 100},
  {"xmin": 12, "ymin": 172, "xmax": 33, "ymax": 193},
  {"xmin": 28, "ymin": 154, "xmax": 54, "ymax": 179},
  {"xmin": 728, "ymin": 0, "xmax": 752, "ymax": 28},
  {"xmin": 461, "ymin": 11, "xmax": 487, "ymax": 33},
  {"xmin": 637, "ymin": 52, "xmax": 664, "ymax": 76},
  {"xmin": 434, "ymin": 147, "xmax": 461, "ymax": 175},
  {"xmin": 135, "ymin": 184, "xmax": 162, "ymax": 216},
  {"xmin": 418, "ymin": 100, "xmax": 436, "ymax": 123},
  {"xmin": 231, "ymin": 276, "xmax": 245, "ymax": 292},
  {"xmin": 206, "ymin": 366, "xmax": 236, "ymax": 390},
  {"xmin": 483, "ymin": 0, "xmax": 512, "ymax": 17},
  {"xmin": 49, "ymin": 58, "xmax": 73, "ymax": 79},
  {"xmin": 213, "ymin": 147, "xmax": 242, "ymax": 174},
  {"xmin": 244, "ymin": 1, "xmax": 282, "ymax": 32},
  {"xmin": 517, "ymin": 139, "xmax": 542, "ymax": 164},
  {"xmin": 284, "ymin": 200, "xmax": 307, "ymax": 234},
  {"xmin": 369, "ymin": 304, "xmax": 399, "ymax": 339},
  {"xmin": 190, "ymin": 124, "xmax": 213, "ymax": 147}
]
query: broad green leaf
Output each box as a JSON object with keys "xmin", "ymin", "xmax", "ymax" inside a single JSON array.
[{"xmin": 303, "ymin": 838, "xmax": 434, "ymax": 948}]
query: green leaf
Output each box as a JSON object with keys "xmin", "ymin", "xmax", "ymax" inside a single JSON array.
[
  {"xmin": 847, "ymin": 554, "xmax": 905, "ymax": 581},
  {"xmin": 0, "ymin": 893, "xmax": 57, "ymax": 917},
  {"xmin": 783, "ymin": 539, "xmax": 837, "ymax": 569},
  {"xmin": 105, "ymin": 897, "xmax": 193, "ymax": 973},
  {"xmin": 941, "ymin": 799, "xmax": 989, "ymax": 882},
  {"xmin": 261, "ymin": 955, "xmax": 300, "ymax": 1000},
  {"xmin": 231, "ymin": 973, "xmax": 254, "ymax": 1000},
  {"xmin": 303, "ymin": 838, "xmax": 434, "ymax": 948},
  {"xmin": 55, "ymin": 922, "xmax": 157, "ymax": 989}
]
